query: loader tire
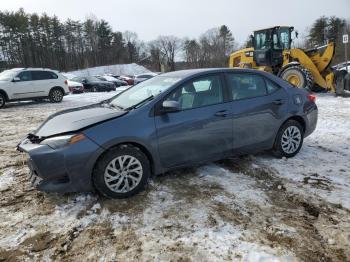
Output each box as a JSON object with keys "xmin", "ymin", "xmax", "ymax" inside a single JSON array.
[{"xmin": 280, "ymin": 66, "xmax": 314, "ymax": 90}]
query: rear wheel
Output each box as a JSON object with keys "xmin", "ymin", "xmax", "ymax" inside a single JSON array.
[
  {"xmin": 0, "ymin": 93, "xmax": 6, "ymax": 108},
  {"xmin": 273, "ymin": 120, "xmax": 304, "ymax": 158},
  {"xmin": 93, "ymin": 145, "xmax": 150, "ymax": 198},
  {"xmin": 49, "ymin": 88, "xmax": 64, "ymax": 103},
  {"xmin": 280, "ymin": 65, "xmax": 314, "ymax": 90}
]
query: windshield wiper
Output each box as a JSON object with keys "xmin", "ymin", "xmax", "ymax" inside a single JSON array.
[
  {"xmin": 126, "ymin": 95, "xmax": 154, "ymax": 111},
  {"xmin": 102, "ymin": 102, "xmax": 124, "ymax": 110}
]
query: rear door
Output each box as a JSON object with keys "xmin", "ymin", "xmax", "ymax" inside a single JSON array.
[
  {"xmin": 31, "ymin": 71, "xmax": 57, "ymax": 96},
  {"xmin": 225, "ymin": 73, "xmax": 288, "ymax": 154},
  {"xmin": 155, "ymin": 74, "xmax": 232, "ymax": 168}
]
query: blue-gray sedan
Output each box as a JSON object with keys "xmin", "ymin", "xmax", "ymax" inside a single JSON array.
[{"xmin": 18, "ymin": 68, "xmax": 318, "ymax": 198}]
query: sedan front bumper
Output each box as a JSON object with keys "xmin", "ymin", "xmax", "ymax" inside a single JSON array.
[{"xmin": 17, "ymin": 135, "xmax": 104, "ymax": 193}]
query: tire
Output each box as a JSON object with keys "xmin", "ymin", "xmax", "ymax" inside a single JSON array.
[
  {"xmin": 273, "ymin": 120, "xmax": 304, "ymax": 158},
  {"xmin": 335, "ymin": 70, "xmax": 350, "ymax": 95},
  {"xmin": 280, "ymin": 65, "xmax": 314, "ymax": 90},
  {"xmin": 92, "ymin": 145, "xmax": 150, "ymax": 199},
  {"xmin": 49, "ymin": 88, "xmax": 64, "ymax": 103},
  {"xmin": 0, "ymin": 93, "xmax": 6, "ymax": 108}
]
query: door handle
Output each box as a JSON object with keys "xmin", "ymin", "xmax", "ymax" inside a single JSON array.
[
  {"xmin": 272, "ymin": 99, "xmax": 284, "ymax": 105},
  {"xmin": 214, "ymin": 110, "xmax": 228, "ymax": 117}
]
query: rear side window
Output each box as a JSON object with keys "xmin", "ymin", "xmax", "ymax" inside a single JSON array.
[
  {"xmin": 32, "ymin": 71, "xmax": 58, "ymax": 80},
  {"xmin": 265, "ymin": 79, "xmax": 280, "ymax": 94},
  {"xmin": 226, "ymin": 74, "xmax": 267, "ymax": 100}
]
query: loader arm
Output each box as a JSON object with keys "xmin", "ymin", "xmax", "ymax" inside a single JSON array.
[
  {"xmin": 289, "ymin": 48, "xmax": 328, "ymax": 89},
  {"xmin": 307, "ymin": 42, "xmax": 335, "ymax": 73}
]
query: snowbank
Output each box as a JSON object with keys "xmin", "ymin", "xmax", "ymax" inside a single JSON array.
[{"xmin": 66, "ymin": 63, "xmax": 150, "ymax": 77}]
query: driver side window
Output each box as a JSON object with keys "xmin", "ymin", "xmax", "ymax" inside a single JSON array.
[
  {"xmin": 17, "ymin": 71, "xmax": 32, "ymax": 81},
  {"xmin": 166, "ymin": 75, "xmax": 223, "ymax": 110}
]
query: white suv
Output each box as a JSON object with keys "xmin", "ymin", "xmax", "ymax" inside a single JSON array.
[{"xmin": 0, "ymin": 68, "xmax": 69, "ymax": 108}]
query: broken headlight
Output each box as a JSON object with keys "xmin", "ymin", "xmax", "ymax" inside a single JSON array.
[{"xmin": 40, "ymin": 134, "xmax": 86, "ymax": 149}]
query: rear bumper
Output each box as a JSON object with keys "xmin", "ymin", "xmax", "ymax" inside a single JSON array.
[
  {"xmin": 17, "ymin": 135, "xmax": 104, "ymax": 193},
  {"xmin": 303, "ymin": 104, "xmax": 318, "ymax": 137}
]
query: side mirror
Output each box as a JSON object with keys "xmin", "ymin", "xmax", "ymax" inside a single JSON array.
[
  {"xmin": 161, "ymin": 100, "xmax": 180, "ymax": 113},
  {"xmin": 82, "ymin": 79, "xmax": 87, "ymax": 83},
  {"xmin": 12, "ymin": 77, "xmax": 20, "ymax": 82},
  {"xmin": 295, "ymin": 31, "xmax": 299, "ymax": 39}
]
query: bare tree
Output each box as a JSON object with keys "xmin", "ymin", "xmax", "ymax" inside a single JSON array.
[{"xmin": 155, "ymin": 35, "xmax": 182, "ymax": 71}]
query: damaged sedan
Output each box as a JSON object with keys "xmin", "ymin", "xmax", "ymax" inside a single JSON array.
[{"xmin": 18, "ymin": 68, "xmax": 318, "ymax": 198}]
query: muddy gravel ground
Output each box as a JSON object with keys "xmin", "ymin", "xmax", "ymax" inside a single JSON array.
[{"xmin": 0, "ymin": 93, "xmax": 349, "ymax": 261}]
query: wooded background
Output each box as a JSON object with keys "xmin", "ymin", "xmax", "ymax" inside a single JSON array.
[{"xmin": 0, "ymin": 9, "xmax": 349, "ymax": 72}]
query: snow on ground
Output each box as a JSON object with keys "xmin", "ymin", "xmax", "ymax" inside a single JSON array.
[
  {"xmin": 0, "ymin": 92, "xmax": 349, "ymax": 261},
  {"xmin": 66, "ymin": 63, "xmax": 150, "ymax": 77},
  {"xmin": 257, "ymin": 94, "xmax": 350, "ymax": 209}
]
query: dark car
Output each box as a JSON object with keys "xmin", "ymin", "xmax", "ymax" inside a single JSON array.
[
  {"xmin": 96, "ymin": 75, "xmax": 128, "ymax": 87},
  {"xmin": 71, "ymin": 76, "xmax": 115, "ymax": 92},
  {"xmin": 18, "ymin": 68, "xmax": 318, "ymax": 199}
]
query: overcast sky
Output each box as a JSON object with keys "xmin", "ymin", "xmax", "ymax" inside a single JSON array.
[{"xmin": 1, "ymin": 0, "xmax": 350, "ymax": 44}]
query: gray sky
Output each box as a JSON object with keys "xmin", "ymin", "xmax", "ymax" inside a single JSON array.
[{"xmin": 1, "ymin": 0, "xmax": 350, "ymax": 44}]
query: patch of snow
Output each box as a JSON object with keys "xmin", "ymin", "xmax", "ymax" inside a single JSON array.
[
  {"xmin": 257, "ymin": 93, "xmax": 350, "ymax": 209},
  {"xmin": 66, "ymin": 63, "xmax": 150, "ymax": 77},
  {"xmin": 0, "ymin": 169, "xmax": 14, "ymax": 191}
]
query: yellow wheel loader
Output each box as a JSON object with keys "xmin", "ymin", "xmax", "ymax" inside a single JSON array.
[{"xmin": 229, "ymin": 26, "xmax": 349, "ymax": 94}]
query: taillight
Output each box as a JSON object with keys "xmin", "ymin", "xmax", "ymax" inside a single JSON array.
[
  {"xmin": 64, "ymin": 79, "xmax": 68, "ymax": 85},
  {"xmin": 307, "ymin": 94, "xmax": 316, "ymax": 103}
]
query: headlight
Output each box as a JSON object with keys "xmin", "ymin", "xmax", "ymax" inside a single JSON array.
[{"xmin": 41, "ymin": 134, "xmax": 86, "ymax": 149}]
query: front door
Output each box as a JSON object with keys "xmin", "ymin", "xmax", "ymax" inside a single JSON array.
[
  {"xmin": 155, "ymin": 74, "xmax": 232, "ymax": 168},
  {"xmin": 11, "ymin": 71, "xmax": 34, "ymax": 99}
]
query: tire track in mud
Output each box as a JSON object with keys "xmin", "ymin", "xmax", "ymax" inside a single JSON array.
[{"xmin": 218, "ymin": 157, "xmax": 350, "ymax": 262}]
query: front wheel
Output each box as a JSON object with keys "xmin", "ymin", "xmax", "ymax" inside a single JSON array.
[
  {"xmin": 280, "ymin": 65, "xmax": 314, "ymax": 90},
  {"xmin": 93, "ymin": 145, "xmax": 150, "ymax": 198},
  {"xmin": 49, "ymin": 88, "xmax": 64, "ymax": 103},
  {"xmin": 273, "ymin": 120, "xmax": 304, "ymax": 158}
]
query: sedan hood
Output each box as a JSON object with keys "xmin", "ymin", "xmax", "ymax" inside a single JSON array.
[{"xmin": 34, "ymin": 104, "xmax": 127, "ymax": 137}]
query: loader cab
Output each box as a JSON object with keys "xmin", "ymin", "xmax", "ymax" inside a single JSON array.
[{"xmin": 253, "ymin": 26, "xmax": 293, "ymax": 71}]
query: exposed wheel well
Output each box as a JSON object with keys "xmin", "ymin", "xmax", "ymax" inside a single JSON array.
[
  {"xmin": 282, "ymin": 116, "xmax": 306, "ymax": 133},
  {"xmin": 0, "ymin": 89, "xmax": 9, "ymax": 101},
  {"xmin": 94, "ymin": 142, "xmax": 155, "ymax": 176}
]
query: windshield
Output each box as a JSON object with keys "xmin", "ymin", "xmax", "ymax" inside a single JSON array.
[
  {"xmin": 86, "ymin": 76, "xmax": 100, "ymax": 82},
  {"xmin": 110, "ymin": 75, "xmax": 182, "ymax": 109},
  {"xmin": 0, "ymin": 70, "xmax": 18, "ymax": 81},
  {"xmin": 273, "ymin": 28, "xmax": 291, "ymax": 49},
  {"xmin": 104, "ymin": 76, "xmax": 116, "ymax": 81},
  {"xmin": 254, "ymin": 30, "xmax": 270, "ymax": 50}
]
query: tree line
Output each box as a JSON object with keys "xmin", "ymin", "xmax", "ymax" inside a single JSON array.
[
  {"xmin": 0, "ymin": 8, "xmax": 349, "ymax": 73},
  {"xmin": 306, "ymin": 16, "xmax": 350, "ymax": 64}
]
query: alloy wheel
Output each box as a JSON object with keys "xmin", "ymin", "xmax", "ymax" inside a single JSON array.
[
  {"xmin": 281, "ymin": 126, "xmax": 302, "ymax": 154},
  {"xmin": 52, "ymin": 89, "xmax": 63, "ymax": 102},
  {"xmin": 104, "ymin": 155, "xmax": 143, "ymax": 193}
]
